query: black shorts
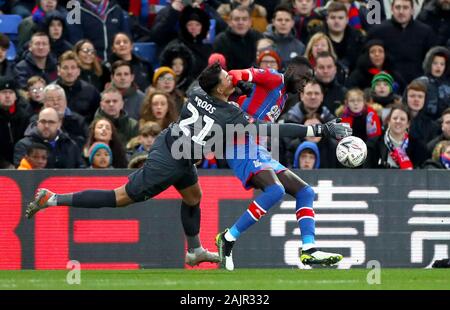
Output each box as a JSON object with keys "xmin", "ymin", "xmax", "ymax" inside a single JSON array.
[{"xmin": 125, "ymin": 129, "xmax": 198, "ymax": 202}]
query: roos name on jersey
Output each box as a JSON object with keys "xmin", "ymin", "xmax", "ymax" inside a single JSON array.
[{"xmin": 194, "ymin": 96, "xmax": 216, "ymax": 114}]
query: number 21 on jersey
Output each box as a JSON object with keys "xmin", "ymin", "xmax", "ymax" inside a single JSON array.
[{"xmin": 179, "ymin": 102, "xmax": 215, "ymax": 146}]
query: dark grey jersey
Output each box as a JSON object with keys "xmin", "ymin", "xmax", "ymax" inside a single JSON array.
[{"xmin": 169, "ymin": 86, "xmax": 254, "ymax": 160}]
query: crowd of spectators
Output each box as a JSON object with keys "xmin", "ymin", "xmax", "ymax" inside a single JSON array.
[{"xmin": 0, "ymin": 0, "xmax": 449, "ymax": 171}]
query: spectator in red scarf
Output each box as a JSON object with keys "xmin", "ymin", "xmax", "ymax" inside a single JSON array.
[{"xmin": 364, "ymin": 104, "xmax": 429, "ymax": 169}]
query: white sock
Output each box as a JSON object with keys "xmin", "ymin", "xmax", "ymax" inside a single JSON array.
[
  {"xmin": 224, "ymin": 230, "xmax": 236, "ymax": 242},
  {"xmin": 193, "ymin": 247, "xmax": 205, "ymax": 255},
  {"xmin": 302, "ymin": 243, "xmax": 315, "ymax": 251}
]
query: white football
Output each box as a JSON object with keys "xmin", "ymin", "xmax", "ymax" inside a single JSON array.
[{"xmin": 336, "ymin": 136, "xmax": 367, "ymax": 168}]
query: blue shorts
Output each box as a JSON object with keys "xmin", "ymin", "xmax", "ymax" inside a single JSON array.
[{"xmin": 226, "ymin": 140, "xmax": 286, "ymax": 190}]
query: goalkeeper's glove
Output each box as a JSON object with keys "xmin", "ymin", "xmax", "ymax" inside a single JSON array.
[
  {"xmin": 312, "ymin": 118, "xmax": 352, "ymax": 140},
  {"xmin": 236, "ymin": 80, "xmax": 254, "ymax": 96},
  {"xmin": 228, "ymin": 69, "xmax": 250, "ymax": 86}
]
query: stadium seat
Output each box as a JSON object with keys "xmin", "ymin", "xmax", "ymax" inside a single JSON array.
[
  {"xmin": 0, "ymin": 14, "xmax": 23, "ymax": 42},
  {"xmin": 133, "ymin": 42, "xmax": 159, "ymax": 69},
  {"xmin": 6, "ymin": 41, "xmax": 16, "ymax": 61},
  {"xmin": 203, "ymin": 19, "xmax": 216, "ymax": 44}
]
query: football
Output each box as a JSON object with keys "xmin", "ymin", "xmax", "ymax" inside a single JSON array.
[{"xmin": 336, "ymin": 136, "xmax": 367, "ymax": 168}]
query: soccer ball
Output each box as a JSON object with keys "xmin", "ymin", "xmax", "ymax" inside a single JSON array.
[{"xmin": 336, "ymin": 136, "xmax": 367, "ymax": 168}]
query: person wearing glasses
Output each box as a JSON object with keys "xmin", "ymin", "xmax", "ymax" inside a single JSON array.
[
  {"xmin": 13, "ymin": 107, "xmax": 85, "ymax": 168},
  {"xmin": 26, "ymin": 84, "xmax": 88, "ymax": 149},
  {"xmin": 0, "ymin": 77, "xmax": 33, "ymax": 169},
  {"xmin": 149, "ymin": 66, "xmax": 186, "ymax": 113},
  {"xmin": 73, "ymin": 39, "xmax": 109, "ymax": 92},
  {"xmin": 26, "ymin": 76, "xmax": 47, "ymax": 114}
]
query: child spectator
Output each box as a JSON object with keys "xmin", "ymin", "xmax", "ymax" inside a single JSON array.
[
  {"xmin": 369, "ymin": 71, "xmax": 401, "ymax": 121},
  {"xmin": 88, "ymin": 142, "xmax": 113, "ymax": 169},
  {"xmin": 127, "ymin": 121, "xmax": 162, "ymax": 158},
  {"xmin": 26, "ymin": 76, "xmax": 47, "ymax": 114},
  {"xmin": 84, "ymin": 117, "xmax": 128, "ymax": 168},
  {"xmin": 293, "ymin": 141, "xmax": 320, "ymax": 170},
  {"xmin": 17, "ymin": 143, "xmax": 49, "ymax": 170},
  {"xmin": 337, "ymin": 88, "xmax": 382, "ymax": 142}
]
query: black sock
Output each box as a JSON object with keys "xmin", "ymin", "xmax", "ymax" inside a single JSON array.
[
  {"xmin": 181, "ymin": 201, "xmax": 201, "ymax": 250},
  {"xmin": 58, "ymin": 190, "xmax": 117, "ymax": 208}
]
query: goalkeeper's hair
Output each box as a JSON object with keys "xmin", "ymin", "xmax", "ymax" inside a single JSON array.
[{"xmin": 198, "ymin": 63, "xmax": 222, "ymax": 95}]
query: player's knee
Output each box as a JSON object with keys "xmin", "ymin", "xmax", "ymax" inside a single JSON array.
[
  {"xmin": 265, "ymin": 183, "xmax": 285, "ymax": 205},
  {"xmin": 296, "ymin": 185, "xmax": 315, "ymax": 203},
  {"xmin": 181, "ymin": 188, "xmax": 202, "ymax": 206}
]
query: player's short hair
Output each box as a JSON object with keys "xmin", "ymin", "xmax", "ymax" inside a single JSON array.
[
  {"xmin": 284, "ymin": 56, "xmax": 314, "ymax": 93},
  {"xmin": 26, "ymin": 143, "xmax": 49, "ymax": 156},
  {"xmin": 406, "ymin": 80, "xmax": 427, "ymax": 94},
  {"xmin": 198, "ymin": 63, "xmax": 222, "ymax": 95},
  {"xmin": 111, "ymin": 60, "xmax": 134, "ymax": 75}
]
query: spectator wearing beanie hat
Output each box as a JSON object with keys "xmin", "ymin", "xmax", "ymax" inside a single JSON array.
[
  {"xmin": 257, "ymin": 50, "xmax": 281, "ymax": 71},
  {"xmin": 150, "ymin": 66, "xmax": 185, "ymax": 113},
  {"xmin": 89, "ymin": 142, "xmax": 113, "ymax": 169},
  {"xmin": 369, "ymin": 71, "xmax": 401, "ymax": 122},
  {"xmin": 152, "ymin": 66, "xmax": 177, "ymax": 88},
  {"xmin": 0, "ymin": 76, "xmax": 34, "ymax": 168},
  {"xmin": 371, "ymin": 71, "xmax": 394, "ymax": 94},
  {"xmin": 208, "ymin": 53, "xmax": 227, "ymax": 70}
]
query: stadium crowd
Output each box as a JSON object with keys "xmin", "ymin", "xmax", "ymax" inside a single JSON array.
[{"xmin": 0, "ymin": 0, "xmax": 449, "ymax": 171}]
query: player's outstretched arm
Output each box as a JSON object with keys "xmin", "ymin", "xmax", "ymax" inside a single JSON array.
[{"xmin": 255, "ymin": 118, "xmax": 352, "ymax": 140}]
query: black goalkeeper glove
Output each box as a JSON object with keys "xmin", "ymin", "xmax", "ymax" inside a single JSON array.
[
  {"xmin": 236, "ymin": 80, "xmax": 254, "ymax": 97},
  {"xmin": 312, "ymin": 118, "xmax": 352, "ymax": 140}
]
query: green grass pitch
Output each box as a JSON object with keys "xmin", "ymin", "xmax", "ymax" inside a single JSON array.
[{"xmin": 1, "ymin": 269, "xmax": 449, "ymax": 290}]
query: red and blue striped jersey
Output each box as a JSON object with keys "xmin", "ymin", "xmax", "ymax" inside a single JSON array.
[{"xmin": 236, "ymin": 68, "xmax": 287, "ymax": 123}]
